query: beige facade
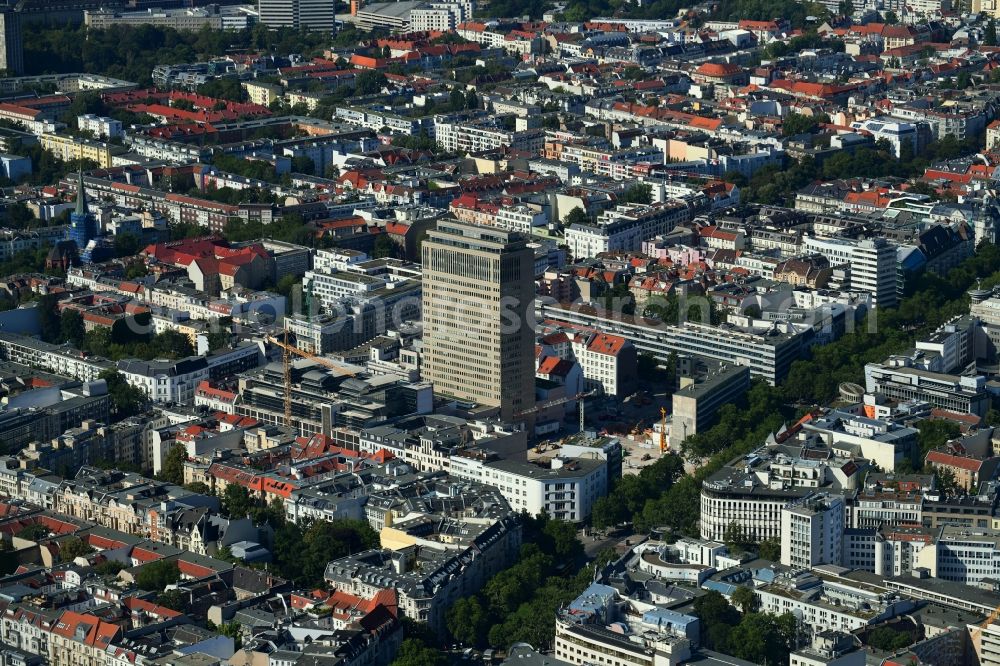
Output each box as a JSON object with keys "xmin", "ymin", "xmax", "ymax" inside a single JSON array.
[{"xmin": 421, "ymin": 221, "xmax": 536, "ymax": 422}]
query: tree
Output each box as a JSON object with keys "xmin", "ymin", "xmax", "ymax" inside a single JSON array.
[
  {"xmin": 543, "ymin": 518, "xmax": 584, "ymax": 563},
  {"xmin": 60, "ymin": 309, "xmax": 85, "ymax": 346},
  {"xmin": 16, "ymin": 523, "xmax": 50, "ymax": 542},
  {"xmin": 621, "ymin": 182, "xmax": 652, "ymax": 205},
  {"xmin": 782, "ymin": 112, "xmax": 828, "ymax": 137},
  {"xmin": 113, "ymin": 232, "xmax": 142, "ymax": 258},
  {"xmin": 373, "ymin": 234, "xmax": 399, "ymax": 259},
  {"xmin": 692, "ymin": 591, "xmax": 740, "ymax": 649},
  {"xmin": 732, "ymin": 586, "xmax": 757, "ymax": 614},
  {"xmin": 60, "ymin": 537, "xmax": 94, "ymax": 561},
  {"xmin": 37, "ymin": 294, "xmax": 62, "ymax": 343},
  {"xmin": 160, "ymin": 444, "xmax": 187, "ymax": 486},
  {"xmin": 95, "ymin": 559, "xmax": 127, "ymax": 576},
  {"xmin": 135, "ymin": 559, "xmax": 180, "ymax": 592},
  {"xmin": 222, "ymin": 484, "xmax": 253, "ymax": 519},
  {"xmin": 465, "ymin": 89, "xmax": 479, "ymax": 110},
  {"xmin": 447, "ymin": 596, "xmax": 488, "ymax": 647},
  {"xmin": 917, "ymin": 420, "xmax": 960, "ymax": 457},
  {"xmin": 184, "ymin": 482, "xmax": 211, "ymax": 494},
  {"xmin": 987, "ymin": 20, "xmax": 998, "ymax": 47},
  {"xmin": 564, "ymin": 207, "xmax": 589, "ymax": 226},
  {"xmin": 354, "ymin": 70, "xmax": 387, "ymax": 96},
  {"xmin": 591, "ymin": 494, "xmax": 626, "ymax": 530},
  {"xmin": 155, "ymin": 589, "xmax": 189, "ymax": 613},
  {"xmin": 98, "ymin": 369, "xmax": 148, "ymax": 419},
  {"xmin": 757, "ymin": 538, "xmax": 780, "ymax": 561},
  {"xmin": 868, "ymin": 626, "xmax": 912, "ymax": 651},
  {"xmin": 291, "ymin": 155, "xmax": 315, "ymax": 174},
  {"xmin": 934, "ymin": 467, "xmax": 963, "ymax": 495},
  {"xmin": 724, "ymin": 522, "xmax": 754, "ymax": 554},
  {"xmin": 726, "ymin": 612, "xmax": 797, "ymax": 664},
  {"xmin": 391, "ymin": 638, "xmax": 444, "ymax": 666}
]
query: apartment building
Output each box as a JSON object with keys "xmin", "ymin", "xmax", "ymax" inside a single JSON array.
[
  {"xmin": 0, "ymin": 226, "xmax": 66, "ymax": 261},
  {"xmin": 39, "ymin": 133, "xmax": 116, "ymax": 168},
  {"xmin": 553, "ymin": 583, "xmax": 698, "ymax": 666},
  {"xmin": 864, "ymin": 360, "xmax": 990, "ymax": 417},
  {"xmin": 434, "ymin": 116, "xmax": 545, "ymax": 154},
  {"xmin": 664, "ymin": 320, "xmax": 811, "ymax": 386},
  {"xmin": 700, "ymin": 443, "xmax": 865, "ymax": 542},
  {"xmin": 0, "ymin": 332, "xmax": 113, "ymax": 382},
  {"xmin": 325, "ymin": 511, "xmax": 521, "ymax": 634},
  {"xmin": 755, "ymin": 571, "xmax": 915, "ymax": 634},
  {"xmin": 780, "ymin": 493, "xmax": 846, "ymax": 568},
  {"xmin": 804, "ymin": 236, "xmax": 898, "ymax": 308},
  {"xmin": 259, "ymin": 0, "xmax": 336, "ymax": 32},
  {"xmin": 563, "ymin": 202, "xmax": 691, "ymax": 259},
  {"xmin": 670, "ymin": 361, "xmax": 751, "ymax": 448},
  {"xmin": 449, "ymin": 452, "xmax": 608, "ymax": 522},
  {"xmin": 76, "ymin": 114, "xmax": 123, "ymax": 139}
]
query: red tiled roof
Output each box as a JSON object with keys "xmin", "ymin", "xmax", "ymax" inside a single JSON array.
[{"xmin": 926, "ymin": 450, "xmax": 984, "ymax": 472}]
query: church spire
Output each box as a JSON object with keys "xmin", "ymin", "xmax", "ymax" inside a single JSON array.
[{"xmin": 75, "ymin": 167, "xmax": 87, "ymax": 216}]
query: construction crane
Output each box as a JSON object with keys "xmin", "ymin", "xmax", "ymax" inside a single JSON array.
[
  {"xmin": 659, "ymin": 406, "xmax": 668, "ymax": 454},
  {"xmin": 515, "ymin": 390, "xmax": 596, "ymax": 433},
  {"xmin": 270, "ymin": 329, "xmax": 592, "ymax": 431},
  {"xmin": 267, "ymin": 330, "xmax": 358, "ymax": 428},
  {"xmin": 971, "ymin": 602, "xmax": 1000, "ymax": 639}
]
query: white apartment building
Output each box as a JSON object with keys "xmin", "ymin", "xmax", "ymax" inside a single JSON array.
[
  {"xmin": 0, "ymin": 332, "xmax": 112, "ymax": 382},
  {"xmin": 864, "ymin": 361, "xmax": 990, "ymax": 417},
  {"xmin": 925, "ymin": 527, "xmax": 1000, "ymax": 587},
  {"xmin": 804, "ymin": 236, "xmax": 897, "ymax": 307},
  {"xmin": 875, "ymin": 528, "xmax": 934, "ymax": 577},
  {"xmin": 433, "ymin": 117, "xmax": 545, "ymax": 154},
  {"xmin": 563, "ymin": 202, "xmax": 690, "ymax": 260},
  {"xmin": 849, "ymin": 118, "xmax": 918, "ymax": 158},
  {"xmin": 553, "ymin": 583, "xmax": 698, "ymax": 666},
  {"xmin": 334, "ymin": 107, "xmax": 431, "ymax": 136},
  {"xmin": 77, "ymin": 114, "xmax": 123, "ymax": 139},
  {"xmin": 756, "ymin": 574, "xmax": 915, "ymax": 634},
  {"xmin": 700, "ymin": 445, "xmax": 864, "ymax": 542},
  {"xmin": 851, "ymin": 491, "xmax": 922, "ymax": 528},
  {"xmin": 314, "ymin": 248, "xmax": 369, "ymax": 274},
  {"xmin": 259, "ymin": 0, "xmax": 336, "ymax": 32},
  {"xmin": 496, "ymin": 205, "xmax": 547, "ymax": 234},
  {"xmin": 305, "ymin": 270, "xmax": 389, "ymax": 309},
  {"xmin": 780, "ymin": 493, "xmax": 845, "ymax": 568},
  {"xmin": 801, "ymin": 410, "xmax": 918, "ymax": 472},
  {"xmin": 0, "ymin": 227, "xmax": 66, "ymax": 261},
  {"xmin": 448, "ymin": 454, "xmax": 607, "ymax": 522},
  {"xmin": 570, "ymin": 332, "xmax": 634, "ymax": 397},
  {"xmin": 117, "ymin": 358, "xmax": 209, "ymax": 404},
  {"xmin": 410, "ymin": 4, "xmax": 464, "ymax": 31}
]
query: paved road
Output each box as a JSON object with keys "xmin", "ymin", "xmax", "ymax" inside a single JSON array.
[{"xmin": 579, "ymin": 528, "xmax": 636, "ymax": 560}]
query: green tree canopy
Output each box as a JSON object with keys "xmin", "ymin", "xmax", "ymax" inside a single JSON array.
[
  {"xmin": 60, "ymin": 537, "xmax": 94, "ymax": 561},
  {"xmin": 160, "ymin": 445, "xmax": 187, "ymax": 486},
  {"xmin": 135, "ymin": 559, "xmax": 180, "ymax": 592}
]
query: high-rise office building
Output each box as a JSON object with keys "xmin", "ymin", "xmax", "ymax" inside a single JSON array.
[
  {"xmin": 258, "ymin": 0, "xmax": 336, "ymax": 33},
  {"xmin": 0, "ymin": 8, "xmax": 23, "ymax": 76},
  {"xmin": 422, "ymin": 220, "xmax": 536, "ymax": 422}
]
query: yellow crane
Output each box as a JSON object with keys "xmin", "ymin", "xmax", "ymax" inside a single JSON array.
[
  {"xmin": 269, "ymin": 330, "xmax": 591, "ymax": 431},
  {"xmin": 972, "ymin": 602, "xmax": 1000, "ymax": 639},
  {"xmin": 659, "ymin": 406, "xmax": 668, "ymax": 454},
  {"xmin": 267, "ymin": 330, "xmax": 358, "ymax": 428}
]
